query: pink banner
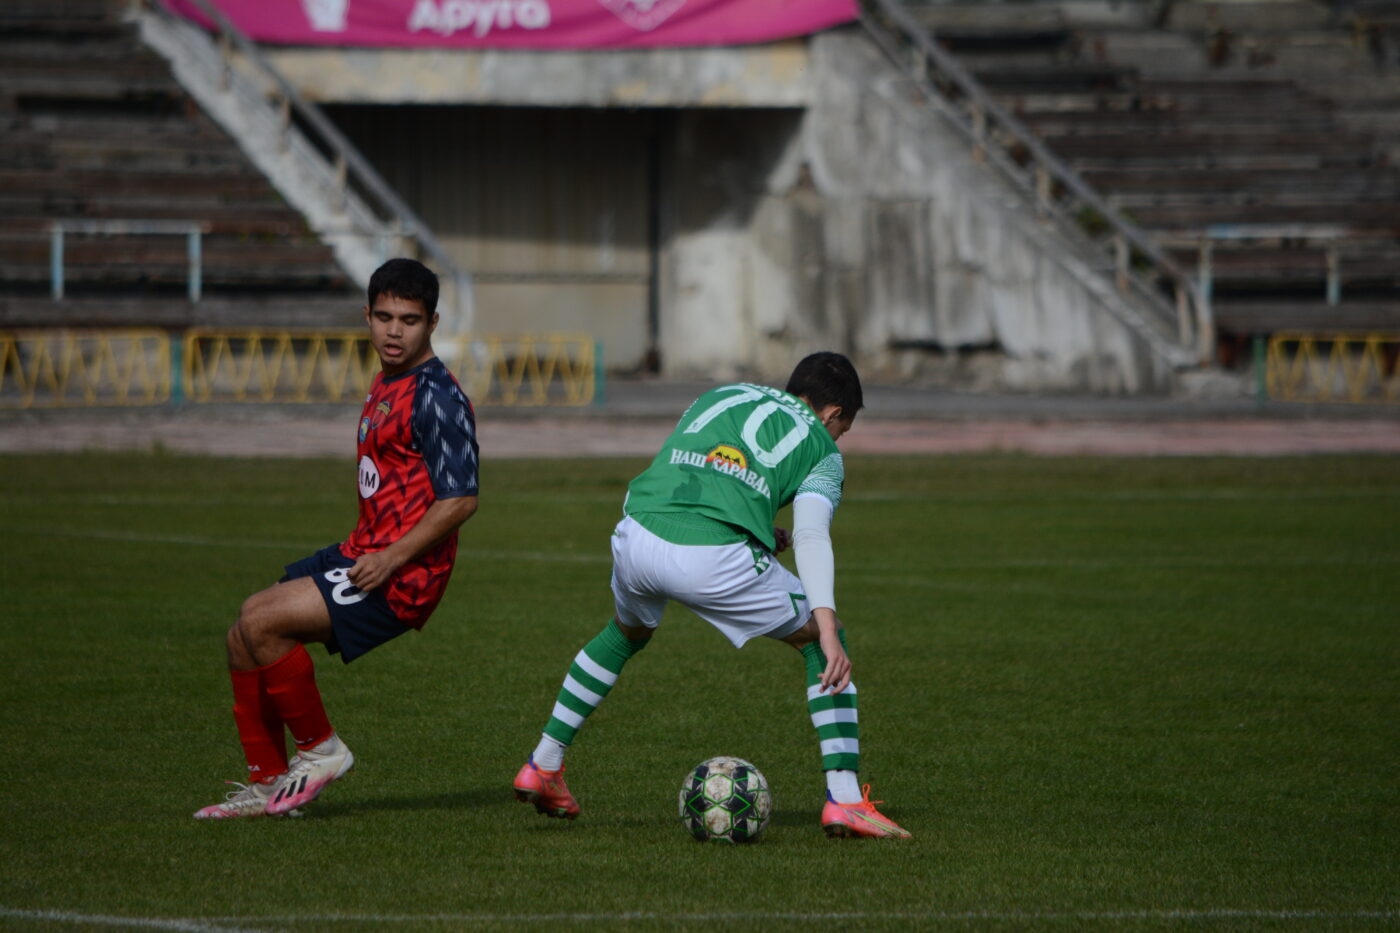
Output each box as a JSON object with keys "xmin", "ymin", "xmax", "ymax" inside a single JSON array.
[{"xmin": 164, "ymin": 0, "xmax": 859, "ymax": 49}]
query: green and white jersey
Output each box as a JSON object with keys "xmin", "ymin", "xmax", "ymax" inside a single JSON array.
[{"xmin": 624, "ymin": 383, "xmax": 844, "ymax": 550}]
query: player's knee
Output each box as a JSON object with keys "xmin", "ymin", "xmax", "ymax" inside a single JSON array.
[
  {"xmin": 613, "ymin": 617, "xmax": 653, "ymax": 643},
  {"xmin": 234, "ymin": 594, "xmax": 262, "ymax": 631},
  {"xmin": 777, "ymin": 617, "xmax": 821, "ymax": 649},
  {"xmin": 224, "ymin": 619, "xmax": 257, "ymax": 669},
  {"xmin": 234, "ymin": 591, "xmax": 282, "ymax": 643}
]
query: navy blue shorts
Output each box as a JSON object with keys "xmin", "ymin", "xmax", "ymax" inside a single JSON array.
[{"xmin": 282, "ymin": 544, "xmax": 409, "ymax": 664}]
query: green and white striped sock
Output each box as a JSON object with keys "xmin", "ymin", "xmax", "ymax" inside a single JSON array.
[
  {"xmin": 802, "ymin": 630, "xmax": 861, "ymax": 796},
  {"xmin": 533, "ymin": 619, "xmax": 646, "ymax": 770}
]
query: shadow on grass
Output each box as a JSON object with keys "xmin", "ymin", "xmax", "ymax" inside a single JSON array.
[{"xmin": 313, "ymin": 785, "xmax": 506, "ymax": 817}]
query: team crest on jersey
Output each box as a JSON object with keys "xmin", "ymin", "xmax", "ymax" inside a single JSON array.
[
  {"xmin": 706, "ymin": 444, "xmax": 747, "ymax": 470},
  {"xmin": 360, "ymin": 400, "xmax": 393, "ymax": 442}
]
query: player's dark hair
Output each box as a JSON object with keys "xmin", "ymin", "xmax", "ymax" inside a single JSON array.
[
  {"xmin": 367, "ymin": 258, "xmax": 439, "ymax": 315},
  {"xmin": 785, "ymin": 351, "xmax": 863, "ymax": 419}
]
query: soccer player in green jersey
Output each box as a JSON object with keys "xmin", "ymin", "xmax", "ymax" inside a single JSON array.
[{"xmin": 513, "ymin": 352, "xmax": 910, "ymax": 838}]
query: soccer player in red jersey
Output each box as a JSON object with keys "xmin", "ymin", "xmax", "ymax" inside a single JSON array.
[{"xmin": 195, "ymin": 258, "xmax": 480, "ymax": 819}]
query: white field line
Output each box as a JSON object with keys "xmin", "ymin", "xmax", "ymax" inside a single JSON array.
[
  {"xmin": 5, "ymin": 907, "xmax": 1399, "ymax": 928},
  {"xmin": 4, "ymin": 526, "xmax": 1393, "ymax": 574},
  {"xmin": 0, "ymin": 526, "xmax": 614, "ymax": 564},
  {"xmin": 0, "ymin": 493, "xmax": 619, "ymax": 506},
  {"xmin": 849, "ymin": 551, "xmax": 1400, "ymax": 578},
  {"xmin": 0, "ymin": 907, "xmax": 258, "ymax": 932},
  {"xmin": 851, "ymin": 488, "xmax": 1400, "ymax": 503},
  {"xmin": 6, "ymin": 488, "xmax": 1397, "ymax": 507}
]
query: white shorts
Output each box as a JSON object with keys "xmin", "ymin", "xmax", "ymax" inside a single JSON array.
[{"xmin": 610, "ymin": 515, "xmax": 811, "ymax": 648}]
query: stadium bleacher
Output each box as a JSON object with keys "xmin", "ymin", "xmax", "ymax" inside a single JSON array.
[
  {"xmin": 1, "ymin": 0, "xmax": 1396, "ymax": 374},
  {"xmin": 0, "ymin": 0, "xmax": 358, "ymax": 329},
  {"xmin": 911, "ymin": 0, "xmax": 1400, "ymax": 364}
]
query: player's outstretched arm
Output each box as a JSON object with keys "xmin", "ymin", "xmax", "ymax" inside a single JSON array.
[{"xmin": 347, "ymin": 494, "xmax": 478, "ymax": 593}]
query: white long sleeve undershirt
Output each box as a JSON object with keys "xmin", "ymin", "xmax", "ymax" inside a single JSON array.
[{"xmin": 791, "ymin": 493, "xmax": 836, "ymax": 612}]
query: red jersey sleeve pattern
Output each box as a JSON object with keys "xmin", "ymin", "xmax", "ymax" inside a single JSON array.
[{"xmin": 344, "ymin": 358, "xmax": 479, "ymax": 628}]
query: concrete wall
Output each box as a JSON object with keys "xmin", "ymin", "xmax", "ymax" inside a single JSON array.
[
  {"xmin": 270, "ymin": 28, "xmax": 1180, "ymax": 391},
  {"xmin": 657, "ymin": 29, "xmax": 1177, "ymax": 391}
]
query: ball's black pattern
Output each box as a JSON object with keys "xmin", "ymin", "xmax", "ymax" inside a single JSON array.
[{"xmin": 677, "ymin": 756, "xmax": 772, "ymax": 843}]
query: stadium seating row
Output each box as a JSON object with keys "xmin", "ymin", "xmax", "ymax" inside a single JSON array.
[
  {"xmin": 0, "ymin": 0, "xmax": 357, "ymax": 328},
  {"xmin": 914, "ymin": 0, "xmax": 1400, "ymax": 357}
]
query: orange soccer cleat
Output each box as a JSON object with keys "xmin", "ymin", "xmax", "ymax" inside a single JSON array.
[
  {"xmin": 513, "ymin": 757, "xmax": 580, "ymax": 820},
  {"xmin": 821, "ymin": 784, "xmax": 912, "ymax": 839}
]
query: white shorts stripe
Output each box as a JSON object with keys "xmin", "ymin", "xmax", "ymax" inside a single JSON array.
[
  {"xmin": 807, "ymin": 682, "xmax": 858, "ymax": 702},
  {"xmin": 810, "ymin": 708, "xmax": 859, "ymax": 728},
  {"xmin": 820, "ymin": 737, "xmax": 860, "ymax": 757},
  {"xmin": 550, "ymin": 701, "xmax": 585, "ymax": 729},
  {"xmin": 562, "ymin": 675, "xmax": 604, "ymax": 709},
  {"xmin": 575, "ymin": 650, "xmax": 619, "ymax": 688}
]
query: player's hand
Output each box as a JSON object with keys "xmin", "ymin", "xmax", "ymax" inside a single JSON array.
[
  {"xmin": 346, "ymin": 550, "xmax": 401, "ymax": 593},
  {"xmin": 773, "ymin": 526, "xmax": 791, "ymax": 554},
  {"xmin": 817, "ymin": 625, "xmax": 851, "ymax": 694}
]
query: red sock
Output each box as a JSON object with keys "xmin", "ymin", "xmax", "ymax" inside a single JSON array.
[
  {"xmin": 230, "ymin": 668, "xmax": 288, "ymax": 782},
  {"xmin": 262, "ymin": 644, "xmax": 334, "ymax": 752}
]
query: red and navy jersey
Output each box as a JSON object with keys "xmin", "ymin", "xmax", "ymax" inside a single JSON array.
[{"xmin": 342, "ymin": 356, "xmax": 479, "ymax": 627}]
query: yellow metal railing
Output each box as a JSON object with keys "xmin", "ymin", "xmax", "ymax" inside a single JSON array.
[
  {"xmin": 182, "ymin": 330, "xmax": 378, "ymax": 403},
  {"xmin": 182, "ymin": 331, "xmax": 597, "ymax": 406},
  {"xmin": 1266, "ymin": 333, "xmax": 1400, "ymax": 404},
  {"xmin": 458, "ymin": 333, "xmax": 597, "ymax": 406},
  {"xmin": 0, "ymin": 329, "xmax": 598, "ymax": 408},
  {"xmin": 0, "ymin": 329, "xmax": 172, "ymax": 408}
]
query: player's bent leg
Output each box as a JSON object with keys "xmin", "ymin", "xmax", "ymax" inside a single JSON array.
[
  {"xmin": 513, "ymin": 757, "xmax": 580, "ymax": 820},
  {"xmin": 783, "ymin": 627, "xmax": 910, "ymax": 839},
  {"xmin": 515, "ymin": 618, "xmax": 651, "ymax": 819},
  {"xmin": 231, "ymin": 581, "xmax": 347, "ymax": 816},
  {"xmin": 228, "ymin": 666, "xmax": 290, "ymax": 783},
  {"xmin": 235, "ymin": 577, "xmax": 335, "ymax": 669}
]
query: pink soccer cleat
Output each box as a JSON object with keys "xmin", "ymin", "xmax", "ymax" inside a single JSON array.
[
  {"xmin": 193, "ymin": 779, "xmax": 297, "ymax": 819},
  {"xmin": 265, "ymin": 733, "xmax": 355, "ymax": 815}
]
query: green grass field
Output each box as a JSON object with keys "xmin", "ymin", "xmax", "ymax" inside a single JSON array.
[{"xmin": 1, "ymin": 451, "xmax": 1397, "ymax": 931}]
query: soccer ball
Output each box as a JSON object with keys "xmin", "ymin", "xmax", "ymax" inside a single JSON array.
[{"xmin": 677, "ymin": 756, "xmax": 772, "ymax": 843}]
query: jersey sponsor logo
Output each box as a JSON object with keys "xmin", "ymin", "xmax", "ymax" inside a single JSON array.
[
  {"xmin": 407, "ymin": 0, "xmax": 552, "ymax": 38},
  {"xmin": 706, "ymin": 444, "xmax": 747, "ymax": 471},
  {"xmin": 668, "ymin": 446, "xmax": 771, "ymax": 499},
  {"xmin": 358, "ymin": 455, "xmax": 381, "ymax": 499}
]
